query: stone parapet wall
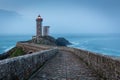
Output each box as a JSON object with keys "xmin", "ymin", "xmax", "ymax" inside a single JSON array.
[
  {"xmin": 59, "ymin": 47, "xmax": 120, "ymax": 80},
  {"xmin": 0, "ymin": 48, "xmax": 58, "ymax": 80},
  {"xmin": 16, "ymin": 42, "xmax": 55, "ymax": 53}
]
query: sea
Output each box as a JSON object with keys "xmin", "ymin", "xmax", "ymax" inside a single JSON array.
[{"xmin": 0, "ymin": 34, "xmax": 120, "ymax": 56}]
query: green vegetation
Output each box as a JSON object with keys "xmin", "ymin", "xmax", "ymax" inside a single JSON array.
[{"xmin": 10, "ymin": 47, "xmax": 25, "ymax": 57}]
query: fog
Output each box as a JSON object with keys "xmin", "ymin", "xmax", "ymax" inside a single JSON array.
[{"xmin": 0, "ymin": 0, "xmax": 120, "ymax": 35}]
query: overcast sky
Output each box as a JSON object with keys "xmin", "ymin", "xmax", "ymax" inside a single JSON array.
[{"xmin": 0, "ymin": 0, "xmax": 120, "ymax": 35}]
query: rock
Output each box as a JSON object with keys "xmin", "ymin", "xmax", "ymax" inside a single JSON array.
[
  {"xmin": 0, "ymin": 52, "xmax": 9, "ymax": 60},
  {"xmin": 32, "ymin": 36, "xmax": 71, "ymax": 46},
  {"xmin": 36, "ymin": 36, "xmax": 57, "ymax": 46},
  {"xmin": 36, "ymin": 36, "xmax": 71, "ymax": 46},
  {"xmin": 56, "ymin": 37, "xmax": 71, "ymax": 46}
]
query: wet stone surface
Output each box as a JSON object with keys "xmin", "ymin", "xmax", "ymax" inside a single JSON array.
[{"xmin": 29, "ymin": 51, "xmax": 102, "ymax": 80}]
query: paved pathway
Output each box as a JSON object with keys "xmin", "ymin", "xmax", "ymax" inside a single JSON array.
[{"xmin": 29, "ymin": 51, "xmax": 102, "ymax": 80}]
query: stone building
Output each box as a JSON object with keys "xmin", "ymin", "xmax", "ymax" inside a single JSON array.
[{"xmin": 43, "ymin": 26, "xmax": 50, "ymax": 36}]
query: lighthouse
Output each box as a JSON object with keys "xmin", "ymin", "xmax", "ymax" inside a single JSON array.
[
  {"xmin": 32, "ymin": 15, "xmax": 50, "ymax": 43},
  {"xmin": 36, "ymin": 15, "xmax": 43, "ymax": 37}
]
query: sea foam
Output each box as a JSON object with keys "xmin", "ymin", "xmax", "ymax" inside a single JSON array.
[{"xmin": 4, "ymin": 46, "xmax": 14, "ymax": 52}]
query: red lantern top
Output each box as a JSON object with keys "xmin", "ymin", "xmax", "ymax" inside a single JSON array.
[{"xmin": 36, "ymin": 15, "xmax": 43, "ymax": 21}]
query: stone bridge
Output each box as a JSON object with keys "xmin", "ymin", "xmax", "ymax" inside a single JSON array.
[
  {"xmin": 16, "ymin": 42, "xmax": 56, "ymax": 53},
  {"xmin": 0, "ymin": 43, "xmax": 120, "ymax": 80}
]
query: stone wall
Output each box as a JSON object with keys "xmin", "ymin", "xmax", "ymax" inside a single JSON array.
[
  {"xmin": 59, "ymin": 47, "xmax": 120, "ymax": 80},
  {"xmin": 16, "ymin": 42, "xmax": 55, "ymax": 53},
  {"xmin": 0, "ymin": 48, "xmax": 58, "ymax": 80}
]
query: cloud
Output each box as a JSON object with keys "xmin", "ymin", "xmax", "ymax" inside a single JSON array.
[
  {"xmin": 0, "ymin": 9, "xmax": 30, "ymax": 35},
  {"xmin": 0, "ymin": 0, "xmax": 120, "ymax": 35},
  {"xmin": 0, "ymin": 9, "xmax": 21, "ymax": 21}
]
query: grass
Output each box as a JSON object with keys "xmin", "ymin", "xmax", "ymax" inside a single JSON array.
[{"xmin": 10, "ymin": 47, "xmax": 25, "ymax": 57}]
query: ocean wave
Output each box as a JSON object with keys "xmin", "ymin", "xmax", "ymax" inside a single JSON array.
[
  {"xmin": 4, "ymin": 46, "xmax": 14, "ymax": 52},
  {"xmin": 70, "ymin": 41, "xmax": 79, "ymax": 45},
  {"xmin": 102, "ymin": 48, "xmax": 120, "ymax": 53}
]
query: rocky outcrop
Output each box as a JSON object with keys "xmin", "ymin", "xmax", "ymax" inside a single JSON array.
[
  {"xmin": 56, "ymin": 37, "xmax": 71, "ymax": 46},
  {"xmin": 0, "ymin": 36, "xmax": 71, "ymax": 60},
  {"xmin": 38, "ymin": 36, "xmax": 56, "ymax": 46},
  {"xmin": 0, "ymin": 52, "xmax": 9, "ymax": 60},
  {"xmin": 32, "ymin": 36, "xmax": 71, "ymax": 46}
]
